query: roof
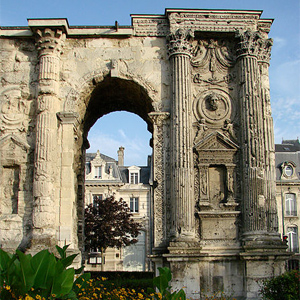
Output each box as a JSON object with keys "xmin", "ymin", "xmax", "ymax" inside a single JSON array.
[
  {"xmin": 275, "ymin": 139, "xmax": 300, "ymax": 152},
  {"xmin": 85, "ymin": 152, "xmax": 151, "ymax": 184},
  {"xmin": 119, "ymin": 166, "xmax": 151, "ymax": 184},
  {"xmin": 275, "ymin": 140, "xmax": 300, "ymax": 181},
  {"xmin": 86, "ymin": 152, "xmax": 116, "ymax": 163}
]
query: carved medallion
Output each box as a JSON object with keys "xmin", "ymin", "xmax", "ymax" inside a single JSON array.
[{"xmin": 193, "ymin": 90, "xmax": 234, "ymax": 126}]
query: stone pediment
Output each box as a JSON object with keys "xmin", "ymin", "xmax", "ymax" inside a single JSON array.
[
  {"xmin": 194, "ymin": 131, "xmax": 239, "ymax": 152},
  {"xmin": 92, "ymin": 150, "xmax": 106, "ymax": 166},
  {"xmin": 0, "ymin": 134, "xmax": 30, "ymax": 152},
  {"xmin": 0, "ymin": 134, "xmax": 31, "ymax": 164}
]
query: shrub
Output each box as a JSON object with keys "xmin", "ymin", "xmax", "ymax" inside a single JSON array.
[
  {"xmin": 0, "ymin": 245, "xmax": 90, "ymax": 300},
  {"xmin": 148, "ymin": 267, "xmax": 186, "ymax": 300},
  {"xmin": 259, "ymin": 270, "xmax": 300, "ymax": 300}
]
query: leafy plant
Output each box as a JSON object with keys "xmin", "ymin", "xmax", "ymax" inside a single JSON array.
[
  {"xmin": 259, "ymin": 270, "xmax": 300, "ymax": 300},
  {"xmin": 0, "ymin": 245, "xmax": 90, "ymax": 300},
  {"xmin": 148, "ymin": 267, "xmax": 186, "ymax": 300}
]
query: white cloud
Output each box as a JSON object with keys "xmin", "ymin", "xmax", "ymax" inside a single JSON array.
[
  {"xmin": 272, "ymin": 96, "xmax": 300, "ymax": 143},
  {"xmin": 118, "ymin": 129, "xmax": 127, "ymax": 139},
  {"xmin": 270, "ymin": 59, "xmax": 300, "ymax": 98},
  {"xmin": 272, "ymin": 36, "xmax": 287, "ymax": 50}
]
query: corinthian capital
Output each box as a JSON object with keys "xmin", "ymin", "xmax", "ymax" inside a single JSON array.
[
  {"xmin": 35, "ymin": 28, "xmax": 65, "ymax": 57},
  {"xmin": 258, "ymin": 38, "xmax": 273, "ymax": 64},
  {"xmin": 235, "ymin": 30, "xmax": 262, "ymax": 58},
  {"xmin": 167, "ymin": 28, "xmax": 194, "ymax": 58}
]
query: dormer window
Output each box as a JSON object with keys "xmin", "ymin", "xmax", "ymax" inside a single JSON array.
[
  {"xmin": 281, "ymin": 161, "xmax": 297, "ymax": 180},
  {"xmin": 130, "ymin": 172, "xmax": 138, "ymax": 184},
  {"xmin": 128, "ymin": 166, "xmax": 141, "ymax": 184},
  {"xmin": 94, "ymin": 166, "xmax": 102, "ymax": 179},
  {"xmin": 284, "ymin": 165, "xmax": 293, "ymax": 177}
]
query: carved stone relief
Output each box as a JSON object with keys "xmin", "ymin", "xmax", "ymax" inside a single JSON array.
[
  {"xmin": 0, "ymin": 88, "xmax": 27, "ymax": 133},
  {"xmin": 191, "ymin": 38, "xmax": 236, "ymax": 87},
  {"xmin": 194, "ymin": 91, "xmax": 233, "ymax": 126}
]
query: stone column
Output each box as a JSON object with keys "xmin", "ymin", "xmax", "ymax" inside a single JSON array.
[
  {"xmin": 258, "ymin": 39, "xmax": 279, "ymax": 233},
  {"xmin": 236, "ymin": 30, "xmax": 282, "ymax": 246},
  {"xmin": 149, "ymin": 112, "xmax": 170, "ymax": 251},
  {"xmin": 32, "ymin": 28, "xmax": 65, "ymax": 249},
  {"xmin": 167, "ymin": 29, "xmax": 196, "ymax": 241}
]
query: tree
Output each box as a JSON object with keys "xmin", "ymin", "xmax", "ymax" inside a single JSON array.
[{"xmin": 84, "ymin": 195, "xmax": 141, "ymax": 268}]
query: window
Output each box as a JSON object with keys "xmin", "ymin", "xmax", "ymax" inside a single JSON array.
[
  {"xmin": 93, "ymin": 194, "xmax": 103, "ymax": 208},
  {"xmin": 281, "ymin": 161, "xmax": 296, "ymax": 179},
  {"xmin": 287, "ymin": 227, "xmax": 299, "ymax": 253},
  {"xmin": 88, "ymin": 256, "xmax": 102, "ymax": 264},
  {"xmin": 94, "ymin": 166, "xmax": 102, "ymax": 178},
  {"xmin": 130, "ymin": 197, "xmax": 139, "ymax": 213},
  {"xmin": 284, "ymin": 165, "xmax": 293, "ymax": 177},
  {"xmin": 285, "ymin": 193, "xmax": 297, "ymax": 216},
  {"xmin": 130, "ymin": 172, "xmax": 139, "ymax": 184}
]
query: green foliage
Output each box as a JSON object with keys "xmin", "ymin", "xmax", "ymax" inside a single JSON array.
[
  {"xmin": 0, "ymin": 245, "xmax": 90, "ymax": 300},
  {"xmin": 259, "ymin": 270, "xmax": 300, "ymax": 300},
  {"xmin": 148, "ymin": 267, "xmax": 186, "ymax": 300}
]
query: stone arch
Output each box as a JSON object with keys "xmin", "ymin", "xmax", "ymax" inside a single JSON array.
[
  {"xmin": 58, "ymin": 73, "xmax": 158, "ymax": 254},
  {"xmin": 63, "ymin": 67, "xmax": 160, "ymax": 119},
  {"xmin": 81, "ymin": 75, "xmax": 155, "ymax": 138}
]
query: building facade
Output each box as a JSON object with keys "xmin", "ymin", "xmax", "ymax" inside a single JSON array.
[
  {"xmin": 275, "ymin": 139, "xmax": 300, "ymax": 270},
  {"xmin": 84, "ymin": 148, "xmax": 152, "ymax": 272},
  {"xmin": 0, "ymin": 9, "xmax": 290, "ymax": 299}
]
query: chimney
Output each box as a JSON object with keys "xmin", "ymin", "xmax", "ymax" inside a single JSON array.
[{"xmin": 117, "ymin": 146, "xmax": 125, "ymax": 166}]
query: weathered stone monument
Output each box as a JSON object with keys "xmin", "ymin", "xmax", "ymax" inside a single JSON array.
[{"xmin": 0, "ymin": 9, "xmax": 289, "ymax": 299}]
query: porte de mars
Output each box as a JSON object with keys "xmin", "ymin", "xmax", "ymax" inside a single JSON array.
[{"xmin": 0, "ymin": 8, "xmax": 290, "ymax": 299}]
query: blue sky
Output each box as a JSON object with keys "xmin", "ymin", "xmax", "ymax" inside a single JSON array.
[{"xmin": 1, "ymin": 0, "xmax": 299, "ymax": 166}]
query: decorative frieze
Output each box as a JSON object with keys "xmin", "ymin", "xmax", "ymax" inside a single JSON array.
[{"xmin": 131, "ymin": 16, "xmax": 168, "ymax": 36}]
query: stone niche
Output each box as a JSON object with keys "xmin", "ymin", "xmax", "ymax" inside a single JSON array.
[
  {"xmin": 194, "ymin": 131, "xmax": 240, "ymax": 245},
  {"xmin": 0, "ymin": 134, "xmax": 32, "ymax": 251}
]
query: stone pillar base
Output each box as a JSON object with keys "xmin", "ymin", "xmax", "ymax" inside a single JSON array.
[
  {"xmin": 242, "ymin": 231, "xmax": 287, "ymax": 251},
  {"xmin": 240, "ymin": 252, "xmax": 290, "ymax": 300}
]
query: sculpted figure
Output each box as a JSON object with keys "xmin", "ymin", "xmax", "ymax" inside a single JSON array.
[
  {"xmin": 207, "ymin": 93, "xmax": 219, "ymax": 111},
  {"xmin": 200, "ymin": 169, "xmax": 208, "ymax": 195},
  {"xmin": 223, "ymin": 119, "xmax": 236, "ymax": 140},
  {"xmin": 194, "ymin": 118, "xmax": 208, "ymax": 143}
]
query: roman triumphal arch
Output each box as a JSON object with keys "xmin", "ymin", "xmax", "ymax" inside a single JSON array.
[{"xmin": 0, "ymin": 9, "xmax": 290, "ymax": 299}]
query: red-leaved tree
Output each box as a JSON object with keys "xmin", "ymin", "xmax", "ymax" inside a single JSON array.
[{"xmin": 84, "ymin": 196, "xmax": 141, "ymax": 257}]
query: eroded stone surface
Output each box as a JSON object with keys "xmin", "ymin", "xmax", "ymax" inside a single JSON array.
[{"xmin": 0, "ymin": 9, "xmax": 288, "ymax": 299}]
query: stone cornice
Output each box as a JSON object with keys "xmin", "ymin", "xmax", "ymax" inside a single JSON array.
[{"xmin": 0, "ymin": 9, "xmax": 273, "ymax": 38}]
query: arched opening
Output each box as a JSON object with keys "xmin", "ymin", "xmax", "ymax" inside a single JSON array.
[
  {"xmin": 87, "ymin": 111, "xmax": 152, "ymax": 166},
  {"xmin": 82, "ymin": 76, "xmax": 154, "ymax": 139},
  {"xmin": 78, "ymin": 76, "xmax": 154, "ymax": 272}
]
